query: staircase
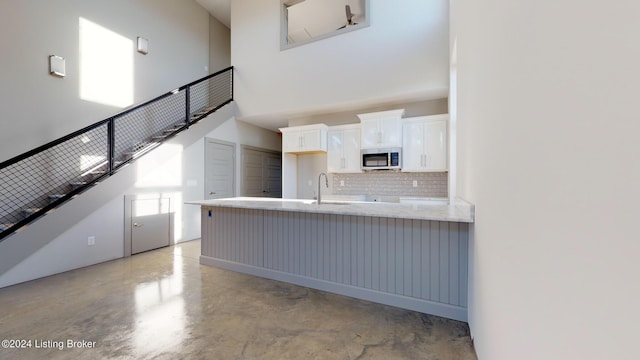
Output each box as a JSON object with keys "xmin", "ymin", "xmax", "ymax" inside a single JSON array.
[{"xmin": 0, "ymin": 66, "xmax": 233, "ymax": 242}]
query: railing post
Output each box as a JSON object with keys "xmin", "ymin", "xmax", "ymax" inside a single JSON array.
[
  {"xmin": 185, "ymin": 86, "xmax": 191, "ymax": 128},
  {"xmin": 108, "ymin": 117, "xmax": 115, "ymax": 174}
]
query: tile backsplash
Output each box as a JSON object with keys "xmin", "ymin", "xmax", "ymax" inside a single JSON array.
[{"xmin": 332, "ymin": 172, "xmax": 448, "ymax": 198}]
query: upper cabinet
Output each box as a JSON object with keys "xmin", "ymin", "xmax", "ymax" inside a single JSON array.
[
  {"xmin": 280, "ymin": 124, "xmax": 329, "ymax": 154},
  {"xmin": 358, "ymin": 109, "xmax": 405, "ymax": 149},
  {"xmin": 402, "ymin": 115, "xmax": 448, "ymax": 172},
  {"xmin": 327, "ymin": 124, "xmax": 361, "ymax": 173}
]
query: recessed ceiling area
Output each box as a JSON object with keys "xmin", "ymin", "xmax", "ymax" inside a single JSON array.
[{"xmin": 195, "ymin": 0, "xmax": 230, "ymax": 28}]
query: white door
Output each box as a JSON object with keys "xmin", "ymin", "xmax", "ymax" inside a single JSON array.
[
  {"xmin": 402, "ymin": 122, "xmax": 425, "ymax": 171},
  {"xmin": 342, "ymin": 128, "xmax": 362, "ymax": 172},
  {"xmin": 242, "ymin": 147, "xmax": 282, "ymax": 197},
  {"xmin": 327, "ymin": 130, "xmax": 344, "ymax": 172},
  {"xmin": 360, "ymin": 119, "xmax": 380, "ymax": 149},
  {"xmin": 424, "ymin": 120, "xmax": 448, "ymax": 170},
  {"xmin": 242, "ymin": 148, "xmax": 265, "ymax": 197},
  {"xmin": 265, "ymin": 152, "xmax": 282, "ymax": 197},
  {"xmin": 131, "ymin": 198, "xmax": 171, "ymax": 254},
  {"xmin": 282, "ymin": 131, "xmax": 301, "ymax": 153},
  {"xmin": 380, "ymin": 117, "xmax": 402, "ymax": 147},
  {"xmin": 205, "ymin": 139, "xmax": 235, "ymax": 199}
]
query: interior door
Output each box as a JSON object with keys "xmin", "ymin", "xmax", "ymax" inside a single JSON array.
[
  {"xmin": 242, "ymin": 147, "xmax": 282, "ymax": 198},
  {"xmin": 131, "ymin": 198, "xmax": 171, "ymax": 254},
  {"xmin": 205, "ymin": 139, "xmax": 235, "ymax": 199},
  {"xmin": 265, "ymin": 152, "xmax": 282, "ymax": 197}
]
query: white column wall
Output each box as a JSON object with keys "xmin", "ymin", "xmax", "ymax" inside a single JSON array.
[{"xmin": 453, "ymin": 1, "xmax": 640, "ymax": 359}]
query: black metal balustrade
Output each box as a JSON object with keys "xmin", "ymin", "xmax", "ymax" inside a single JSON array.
[{"xmin": 0, "ymin": 66, "xmax": 233, "ymax": 241}]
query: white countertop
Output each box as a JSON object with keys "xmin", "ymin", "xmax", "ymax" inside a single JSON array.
[{"xmin": 186, "ymin": 197, "xmax": 474, "ymax": 223}]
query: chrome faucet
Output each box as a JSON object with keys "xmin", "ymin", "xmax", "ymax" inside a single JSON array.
[{"xmin": 317, "ymin": 172, "xmax": 328, "ymax": 204}]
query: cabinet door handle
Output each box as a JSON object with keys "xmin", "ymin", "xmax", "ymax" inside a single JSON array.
[
  {"xmin": 209, "ymin": 191, "xmax": 216, "ymax": 195},
  {"xmin": 133, "ymin": 222, "xmax": 143, "ymax": 228}
]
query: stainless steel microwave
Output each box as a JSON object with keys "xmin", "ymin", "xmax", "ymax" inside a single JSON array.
[{"xmin": 361, "ymin": 148, "xmax": 402, "ymax": 170}]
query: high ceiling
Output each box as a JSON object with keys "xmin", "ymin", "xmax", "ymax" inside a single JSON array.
[{"xmin": 195, "ymin": 0, "xmax": 231, "ymax": 28}]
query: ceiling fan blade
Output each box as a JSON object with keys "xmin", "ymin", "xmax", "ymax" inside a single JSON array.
[{"xmin": 345, "ymin": 5, "xmax": 354, "ymax": 24}]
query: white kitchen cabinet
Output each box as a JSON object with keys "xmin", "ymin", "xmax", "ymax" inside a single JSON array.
[
  {"xmin": 327, "ymin": 124, "xmax": 361, "ymax": 173},
  {"xmin": 358, "ymin": 109, "xmax": 405, "ymax": 149},
  {"xmin": 279, "ymin": 124, "xmax": 328, "ymax": 153},
  {"xmin": 402, "ymin": 115, "xmax": 448, "ymax": 172}
]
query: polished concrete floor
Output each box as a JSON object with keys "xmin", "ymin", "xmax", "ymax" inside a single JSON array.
[{"xmin": 0, "ymin": 240, "xmax": 477, "ymax": 359}]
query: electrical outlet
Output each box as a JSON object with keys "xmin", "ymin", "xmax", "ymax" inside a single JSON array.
[
  {"xmin": 88, "ymin": 236, "xmax": 95, "ymax": 246},
  {"xmin": 413, "ymin": 180, "xmax": 418, "ymax": 187},
  {"xmin": 340, "ymin": 180, "xmax": 345, "ymax": 187}
]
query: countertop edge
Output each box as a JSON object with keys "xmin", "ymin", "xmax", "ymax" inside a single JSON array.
[{"xmin": 186, "ymin": 198, "xmax": 475, "ymax": 223}]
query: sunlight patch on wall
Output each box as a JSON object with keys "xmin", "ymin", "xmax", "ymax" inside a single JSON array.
[
  {"xmin": 134, "ymin": 144, "xmax": 183, "ymax": 188},
  {"xmin": 79, "ymin": 17, "xmax": 134, "ymax": 108}
]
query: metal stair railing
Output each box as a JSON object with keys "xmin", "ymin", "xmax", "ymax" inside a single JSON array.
[{"xmin": 0, "ymin": 66, "xmax": 233, "ymax": 241}]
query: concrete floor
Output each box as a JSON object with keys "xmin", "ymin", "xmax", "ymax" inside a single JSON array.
[{"xmin": 0, "ymin": 240, "xmax": 477, "ymax": 359}]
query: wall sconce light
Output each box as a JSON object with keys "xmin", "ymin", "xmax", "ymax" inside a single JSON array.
[
  {"xmin": 137, "ymin": 37, "xmax": 149, "ymax": 55},
  {"xmin": 49, "ymin": 55, "xmax": 66, "ymax": 77}
]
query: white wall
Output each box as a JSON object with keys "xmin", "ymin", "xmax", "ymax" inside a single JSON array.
[
  {"xmin": 454, "ymin": 1, "xmax": 640, "ymax": 359},
  {"xmin": 0, "ymin": 0, "xmax": 210, "ymax": 161},
  {"xmin": 230, "ymin": 0, "xmax": 449, "ymax": 128},
  {"xmin": 209, "ymin": 15, "xmax": 231, "ymax": 72}
]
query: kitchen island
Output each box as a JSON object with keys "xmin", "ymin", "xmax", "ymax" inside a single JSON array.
[{"xmin": 187, "ymin": 197, "xmax": 474, "ymax": 321}]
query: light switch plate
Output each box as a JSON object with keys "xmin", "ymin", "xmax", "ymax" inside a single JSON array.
[{"xmin": 49, "ymin": 55, "xmax": 65, "ymax": 77}]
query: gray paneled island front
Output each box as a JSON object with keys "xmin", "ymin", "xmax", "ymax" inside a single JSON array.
[{"xmin": 187, "ymin": 197, "xmax": 474, "ymax": 321}]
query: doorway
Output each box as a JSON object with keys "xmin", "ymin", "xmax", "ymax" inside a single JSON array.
[
  {"xmin": 242, "ymin": 146, "xmax": 282, "ymax": 198},
  {"xmin": 205, "ymin": 138, "xmax": 235, "ymax": 199},
  {"xmin": 124, "ymin": 195, "xmax": 173, "ymax": 256}
]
